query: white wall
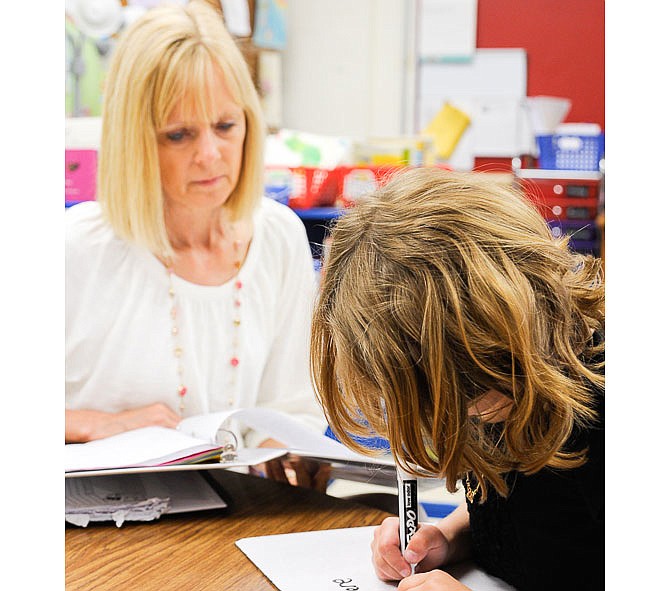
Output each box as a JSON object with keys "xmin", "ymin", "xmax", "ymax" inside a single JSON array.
[{"xmin": 281, "ymin": 0, "xmax": 415, "ymax": 138}]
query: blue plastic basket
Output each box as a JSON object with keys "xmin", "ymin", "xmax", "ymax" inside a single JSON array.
[{"xmin": 536, "ymin": 133, "xmax": 604, "ymax": 171}]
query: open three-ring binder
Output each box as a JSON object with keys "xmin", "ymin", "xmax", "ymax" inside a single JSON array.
[
  {"xmin": 65, "ymin": 407, "xmax": 396, "ymax": 479},
  {"xmin": 65, "ymin": 408, "xmax": 398, "ymax": 526}
]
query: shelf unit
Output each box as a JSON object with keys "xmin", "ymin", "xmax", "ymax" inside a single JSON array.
[{"xmin": 514, "ymin": 168, "xmax": 604, "ymax": 258}]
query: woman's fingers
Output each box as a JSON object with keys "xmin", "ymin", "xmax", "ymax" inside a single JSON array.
[
  {"xmin": 312, "ymin": 463, "xmax": 332, "ymax": 492},
  {"xmin": 254, "ymin": 444, "xmax": 332, "ymax": 491},
  {"xmin": 289, "ymin": 457, "xmax": 332, "ymax": 491},
  {"xmin": 264, "ymin": 458, "xmax": 290, "ymax": 483}
]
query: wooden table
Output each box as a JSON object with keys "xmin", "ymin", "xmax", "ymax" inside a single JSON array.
[{"xmin": 66, "ymin": 470, "xmax": 391, "ymax": 590}]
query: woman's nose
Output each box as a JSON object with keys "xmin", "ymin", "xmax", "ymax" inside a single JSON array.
[{"xmin": 194, "ymin": 129, "xmax": 219, "ymax": 164}]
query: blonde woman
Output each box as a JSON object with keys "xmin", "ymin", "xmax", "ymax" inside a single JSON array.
[
  {"xmin": 311, "ymin": 167, "xmax": 604, "ymax": 589},
  {"xmin": 65, "ymin": 1, "xmax": 328, "ymax": 488}
]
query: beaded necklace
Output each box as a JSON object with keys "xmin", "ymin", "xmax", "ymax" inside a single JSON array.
[{"xmin": 164, "ymin": 229, "xmax": 243, "ymax": 415}]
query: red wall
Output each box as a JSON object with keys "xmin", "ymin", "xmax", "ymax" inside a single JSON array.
[{"xmin": 476, "ymin": 0, "xmax": 605, "ymax": 130}]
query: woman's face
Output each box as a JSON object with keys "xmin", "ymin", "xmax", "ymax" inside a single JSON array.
[{"xmin": 156, "ymin": 68, "xmax": 246, "ymax": 212}]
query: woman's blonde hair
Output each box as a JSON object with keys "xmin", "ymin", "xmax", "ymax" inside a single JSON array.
[
  {"xmin": 98, "ymin": 0, "xmax": 265, "ymax": 256},
  {"xmin": 311, "ymin": 167, "xmax": 605, "ymax": 499}
]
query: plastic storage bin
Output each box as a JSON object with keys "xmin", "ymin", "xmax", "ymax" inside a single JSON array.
[
  {"xmin": 546, "ymin": 220, "xmax": 601, "ymax": 257},
  {"xmin": 536, "ymin": 133, "xmax": 604, "ymax": 171},
  {"xmin": 338, "ymin": 165, "xmax": 401, "ymax": 208},
  {"xmin": 265, "ymin": 166, "xmax": 343, "ymax": 209}
]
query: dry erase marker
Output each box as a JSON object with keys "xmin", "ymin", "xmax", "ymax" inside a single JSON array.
[{"xmin": 397, "ymin": 466, "xmax": 418, "ymax": 576}]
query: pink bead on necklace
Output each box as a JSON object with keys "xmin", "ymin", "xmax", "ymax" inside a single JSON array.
[{"xmin": 165, "ymin": 230, "xmax": 243, "ymax": 415}]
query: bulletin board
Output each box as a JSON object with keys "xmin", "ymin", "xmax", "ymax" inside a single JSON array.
[{"xmin": 416, "ymin": 48, "xmax": 530, "ymax": 169}]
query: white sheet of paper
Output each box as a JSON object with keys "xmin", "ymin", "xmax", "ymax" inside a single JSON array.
[
  {"xmin": 236, "ymin": 526, "xmax": 517, "ymax": 591},
  {"xmin": 237, "ymin": 526, "xmax": 396, "ymax": 591}
]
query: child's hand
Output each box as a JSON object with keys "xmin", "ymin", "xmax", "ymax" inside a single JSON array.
[
  {"xmin": 398, "ymin": 570, "xmax": 473, "ymax": 590},
  {"xmin": 371, "ymin": 518, "xmax": 452, "ymax": 581}
]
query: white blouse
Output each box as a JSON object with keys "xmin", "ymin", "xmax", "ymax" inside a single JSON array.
[{"xmin": 65, "ymin": 198, "xmax": 327, "ymax": 446}]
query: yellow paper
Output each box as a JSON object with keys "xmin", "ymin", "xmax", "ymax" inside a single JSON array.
[{"xmin": 422, "ymin": 103, "xmax": 471, "ymax": 159}]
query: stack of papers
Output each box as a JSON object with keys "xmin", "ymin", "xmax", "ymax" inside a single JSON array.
[
  {"xmin": 66, "ymin": 471, "xmax": 227, "ymax": 527},
  {"xmin": 66, "ymin": 494, "xmax": 170, "ymax": 528},
  {"xmin": 66, "ymin": 475, "xmax": 170, "ymax": 527}
]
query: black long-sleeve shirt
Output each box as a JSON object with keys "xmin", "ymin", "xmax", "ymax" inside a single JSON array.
[{"xmin": 466, "ymin": 352, "xmax": 604, "ymax": 590}]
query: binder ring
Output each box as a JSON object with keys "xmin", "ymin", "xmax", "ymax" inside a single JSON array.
[{"xmin": 215, "ymin": 426, "xmax": 238, "ymax": 463}]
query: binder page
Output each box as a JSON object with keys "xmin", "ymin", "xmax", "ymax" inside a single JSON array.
[
  {"xmin": 236, "ymin": 526, "xmax": 517, "ymax": 591},
  {"xmin": 65, "ymin": 447, "xmax": 287, "ymax": 478},
  {"xmin": 65, "ymin": 426, "xmax": 220, "ymax": 472},
  {"xmin": 184, "ymin": 407, "xmax": 395, "ymax": 466}
]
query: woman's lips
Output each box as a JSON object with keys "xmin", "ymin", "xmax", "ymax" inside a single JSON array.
[{"xmin": 193, "ymin": 175, "xmax": 224, "ymax": 186}]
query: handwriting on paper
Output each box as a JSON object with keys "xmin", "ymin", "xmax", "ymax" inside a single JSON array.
[{"xmin": 332, "ymin": 578, "xmax": 360, "ymax": 590}]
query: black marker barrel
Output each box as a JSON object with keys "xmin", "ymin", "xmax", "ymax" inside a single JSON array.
[{"xmin": 396, "ymin": 467, "xmax": 419, "ymax": 564}]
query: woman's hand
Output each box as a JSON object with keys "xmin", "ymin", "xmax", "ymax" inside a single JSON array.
[
  {"xmin": 397, "ymin": 570, "xmax": 473, "ymax": 590},
  {"xmin": 264, "ymin": 454, "xmax": 331, "ymax": 492},
  {"xmin": 66, "ymin": 403, "xmax": 181, "ymax": 443},
  {"xmin": 371, "ymin": 518, "xmax": 452, "ymax": 581},
  {"xmin": 254, "ymin": 438, "xmax": 332, "ymax": 492}
]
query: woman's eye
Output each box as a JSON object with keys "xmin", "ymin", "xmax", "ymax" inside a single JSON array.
[
  {"xmin": 165, "ymin": 129, "xmax": 188, "ymax": 142},
  {"xmin": 215, "ymin": 122, "xmax": 235, "ymax": 133}
]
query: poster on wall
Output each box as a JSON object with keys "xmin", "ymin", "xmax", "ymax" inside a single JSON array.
[
  {"xmin": 65, "ymin": 17, "xmax": 111, "ymax": 117},
  {"xmin": 419, "ymin": 0, "xmax": 477, "ymax": 60},
  {"xmin": 253, "ymin": 0, "xmax": 287, "ymax": 50}
]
